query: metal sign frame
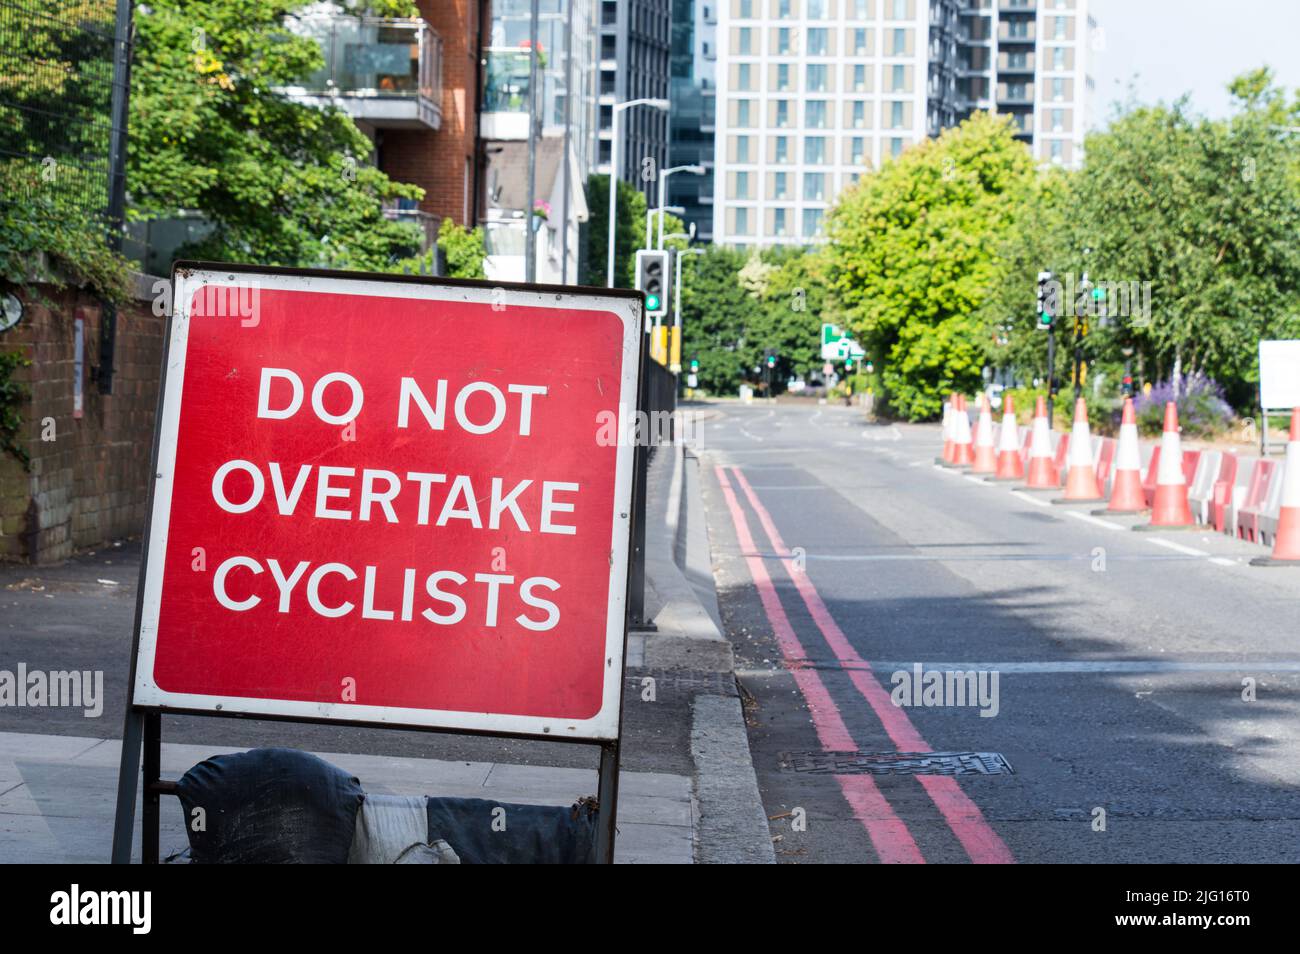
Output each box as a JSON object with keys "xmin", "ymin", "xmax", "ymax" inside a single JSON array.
[
  {"xmin": 111, "ymin": 262, "xmax": 647, "ymax": 865},
  {"xmin": 1259, "ymin": 340, "xmax": 1300, "ymax": 455}
]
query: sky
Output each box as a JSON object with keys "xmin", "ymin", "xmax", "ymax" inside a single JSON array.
[{"xmin": 1087, "ymin": 0, "xmax": 1300, "ymax": 126}]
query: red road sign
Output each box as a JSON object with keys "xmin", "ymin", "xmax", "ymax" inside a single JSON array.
[{"xmin": 131, "ymin": 266, "xmax": 642, "ymax": 741}]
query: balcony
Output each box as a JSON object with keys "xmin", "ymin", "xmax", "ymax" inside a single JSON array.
[
  {"xmin": 481, "ymin": 48, "xmax": 533, "ymax": 140},
  {"xmin": 383, "ymin": 199, "xmax": 440, "ymax": 254},
  {"xmin": 998, "ymin": 22, "xmax": 1037, "ymax": 43},
  {"xmin": 284, "ymin": 15, "xmax": 442, "ymax": 130}
]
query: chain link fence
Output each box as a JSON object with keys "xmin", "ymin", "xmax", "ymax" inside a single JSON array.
[{"xmin": 0, "ymin": 0, "xmax": 127, "ymax": 229}]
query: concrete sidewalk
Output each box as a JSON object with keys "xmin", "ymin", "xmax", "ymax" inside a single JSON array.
[
  {"xmin": 0, "ymin": 412, "xmax": 770, "ymax": 864},
  {"xmin": 0, "ymin": 731, "xmax": 691, "ymax": 864}
]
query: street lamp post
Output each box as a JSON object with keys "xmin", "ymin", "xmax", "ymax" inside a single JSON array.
[
  {"xmin": 606, "ymin": 98, "xmax": 670, "ymax": 288},
  {"xmin": 646, "ymin": 206, "xmax": 685, "ymax": 251},
  {"xmin": 656, "ymin": 165, "xmax": 705, "ymax": 251}
]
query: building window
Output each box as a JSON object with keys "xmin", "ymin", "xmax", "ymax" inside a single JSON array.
[
  {"xmin": 774, "ymin": 171, "xmax": 788, "ymax": 198},
  {"xmin": 851, "ymin": 137, "xmax": 866, "ymax": 164},
  {"xmin": 891, "ymin": 0, "xmax": 907, "ymax": 20},
  {"xmin": 1008, "ymin": 19, "xmax": 1028, "ymax": 38},
  {"xmin": 1052, "ymin": 47, "xmax": 1066, "ymax": 70},
  {"xmin": 802, "ymin": 208, "xmax": 824, "ymax": 238},
  {"xmin": 773, "ymin": 207, "xmax": 787, "ymax": 235},
  {"xmin": 806, "ymin": 64, "xmax": 828, "ymax": 92},
  {"xmin": 738, "ymin": 27, "xmax": 752, "ymax": 55},
  {"xmin": 736, "ymin": 135, "xmax": 751, "ymax": 161},
  {"xmin": 736, "ymin": 99, "xmax": 752, "ymax": 126},
  {"xmin": 776, "ymin": 63, "xmax": 792, "ymax": 90},
  {"xmin": 775, "ymin": 100, "xmax": 790, "ymax": 127},
  {"xmin": 804, "ymin": 136, "xmax": 827, "ymax": 164},
  {"xmin": 851, "ymin": 101, "xmax": 867, "ymax": 129},
  {"xmin": 735, "ymin": 171, "xmax": 749, "ymax": 199},
  {"xmin": 890, "ymin": 101, "xmax": 905, "ymax": 128},
  {"xmin": 805, "ymin": 100, "xmax": 827, "ymax": 129},
  {"xmin": 1054, "ymin": 17, "xmax": 1067, "ymax": 40},
  {"xmin": 891, "ymin": 28, "xmax": 907, "ymax": 55},
  {"xmin": 735, "ymin": 207, "xmax": 749, "ymax": 234},
  {"xmin": 738, "ymin": 63, "xmax": 752, "ymax": 90},
  {"xmin": 853, "ymin": 28, "xmax": 868, "ymax": 54},
  {"xmin": 739, "ymin": 0, "xmax": 753, "ymax": 17},
  {"xmin": 803, "ymin": 172, "xmax": 825, "ymax": 200},
  {"xmin": 774, "ymin": 135, "xmax": 789, "ymax": 162},
  {"xmin": 776, "ymin": 27, "xmax": 792, "ymax": 55},
  {"xmin": 1052, "ymin": 77, "xmax": 1065, "ymax": 100},
  {"xmin": 1050, "ymin": 139, "xmax": 1064, "ymax": 163},
  {"xmin": 853, "ymin": 64, "xmax": 867, "ymax": 91},
  {"xmin": 808, "ymin": 28, "xmax": 829, "ymax": 56},
  {"xmin": 890, "ymin": 137, "xmax": 904, "ymax": 157},
  {"xmin": 851, "ymin": 0, "xmax": 870, "ymax": 19},
  {"xmin": 808, "ymin": 0, "xmax": 827, "ymax": 18},
  {"xmin": 891, "ymin": 64, "xmax": 905, "ymax": 91},
  {"xmin": 778, "ymin": 0, "xmax": 792, "ymax": 17},
  {"xmin": 1051, "ymin": 109, "xmax": 1064, "ymax": 131}
]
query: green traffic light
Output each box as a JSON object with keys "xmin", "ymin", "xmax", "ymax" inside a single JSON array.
[{"xmin": 646, "ymin": 294, "xmax": 660, "ymax": 310}]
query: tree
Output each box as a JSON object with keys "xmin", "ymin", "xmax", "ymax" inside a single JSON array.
[
  {"xmin": 435, "ymin": 219, "xmax": 488, "ymax": 279},
  {"xmin": 679, "ymin": 245, "xmax": 753, "ymax": 393},
  {"xmin": 582, "ymin": 174, "xmax": 688, "ymax": 287},
  {"xmin": 989, "ymin": 70, "xmax": 1300, "ymax": 410},
  {"xmin": 747, "ymin": 247, "xmax": 837, "ymax": 388},
  {"xmin": 825, "ymin": 112, "xmax": 1037, "ymax": 420},
  {"xmin": 128, "ymin": 0, "xmax": 425, "ymax": 270}
]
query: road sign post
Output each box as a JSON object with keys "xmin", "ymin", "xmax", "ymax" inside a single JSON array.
[{"xmin": 111, "ymin": 263, "xmax": 645, "ymax": 864}]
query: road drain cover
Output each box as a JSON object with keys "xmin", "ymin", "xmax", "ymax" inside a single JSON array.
[{"xmin": 780, "ymin": 751, "xmax": 1014, "ymax": 776}]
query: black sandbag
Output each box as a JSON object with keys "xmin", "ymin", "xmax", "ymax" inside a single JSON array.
[
  {"xmin": 425, "ymin": 796, "xmax": 598, "ymax": 864},
  {"xmin": 174, "ymin": 747, "xmax": 364, "ymax": 864}
]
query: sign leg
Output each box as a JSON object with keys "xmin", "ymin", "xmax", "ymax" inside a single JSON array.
[
  {"xmin": 110, "ymin": 708, "xmax": 144, "ymax": 863},
  {"xmin": 594, "ymin": 739, "xmax": 620, "ymax": 864},
  {"xmin": 142, "ymin": 711, "xmax": 161, "ymax": 864}
]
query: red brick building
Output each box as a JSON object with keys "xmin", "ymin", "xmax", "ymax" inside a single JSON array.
[{"xmin": 378, "ymin": 0, "xmax": 489, "ymax": 228}]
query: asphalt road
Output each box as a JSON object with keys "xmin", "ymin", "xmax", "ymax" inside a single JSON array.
[{"xmin": 699, "ymin": 399, "xmax": 1300, "ymax": 863}]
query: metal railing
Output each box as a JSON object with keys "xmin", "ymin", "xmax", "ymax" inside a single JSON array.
[
  {"xmin": 482, "ymin": 47, "xmax": 533, "ymax": 114},
  {"xmin": 382, "ymin": 199, "xmax": 439, "ymax": 254}
]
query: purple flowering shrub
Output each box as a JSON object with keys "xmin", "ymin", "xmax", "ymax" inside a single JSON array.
[{"xmin": 1132, "ymin": 372, "xmax": 1234, "ymax": 438}]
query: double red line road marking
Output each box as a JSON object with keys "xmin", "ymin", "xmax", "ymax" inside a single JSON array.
[{"xmin": 715, "ymin": 465, "xmax": 1013, "ymax": 864}]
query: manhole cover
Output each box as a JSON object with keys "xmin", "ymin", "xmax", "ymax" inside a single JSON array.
[{"xmin": 779, "ymin": 751, "xmax": 1014, "ymax": 776}]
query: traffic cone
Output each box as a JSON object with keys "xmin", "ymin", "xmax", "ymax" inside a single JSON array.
[
  {"xmin": 971, "ymin": 394, "xmax": 997, "ymax": 474},
  {"xmin": 950, "ymin": 395, "xmax": 975, "ymax": 467},
  {"xmin": 1252, "ymin": 408, "xmax": 1300, "ymax": 565},
  {"xmin": 990, "ymin": 395, "xmax": 1025, "ymax": 481},
  {"xmin": 1053, "ymin": 398, "xmax": 1103, "ymax": 503},
  {"xmin": 1022, "ymin": 396, "xmax": 1058, "ymax": 489},
  {"xmin": 938, "ymin": 393, "xmax": 956, "ymax": 464},
  {"xmin": 1095, "ymin": 397, "xmax": 1146, "ymax": 515},
  {"xmin": 1136, "ymin": 401, "xmax": 1195, "ymax": 529}
]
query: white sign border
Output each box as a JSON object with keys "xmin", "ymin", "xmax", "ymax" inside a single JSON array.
[{"xmin": 130, "ymin": 266, "xmax": 642, "ymax": 742}]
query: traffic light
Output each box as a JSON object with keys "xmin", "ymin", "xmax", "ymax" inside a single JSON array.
[
  {"xmin": 690, "ymin": 357, "xmax": 700, "ymax": 373},
  {"xmin": 635, "ymin": 250, "xmax": 669, "ymax": 318},
  {"xmin": 845, "ymin": 356, "xmax": 855, "ymax": 372},
  {"xmin": 766, "ymin": 352, "xmax": 777, "ymax": 369},
  {"xmin": 1036, "ymin": 270, "xmax": 1055, "ymax": 330}
]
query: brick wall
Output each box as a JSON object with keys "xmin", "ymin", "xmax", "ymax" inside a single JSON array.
[
  {"xmin": 380, "ymin": 0, "xmax": 485, "ymax": 226},
  {"xmin": 0, "ymin": 282, "xmax": 163, "ymax": 564}
]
